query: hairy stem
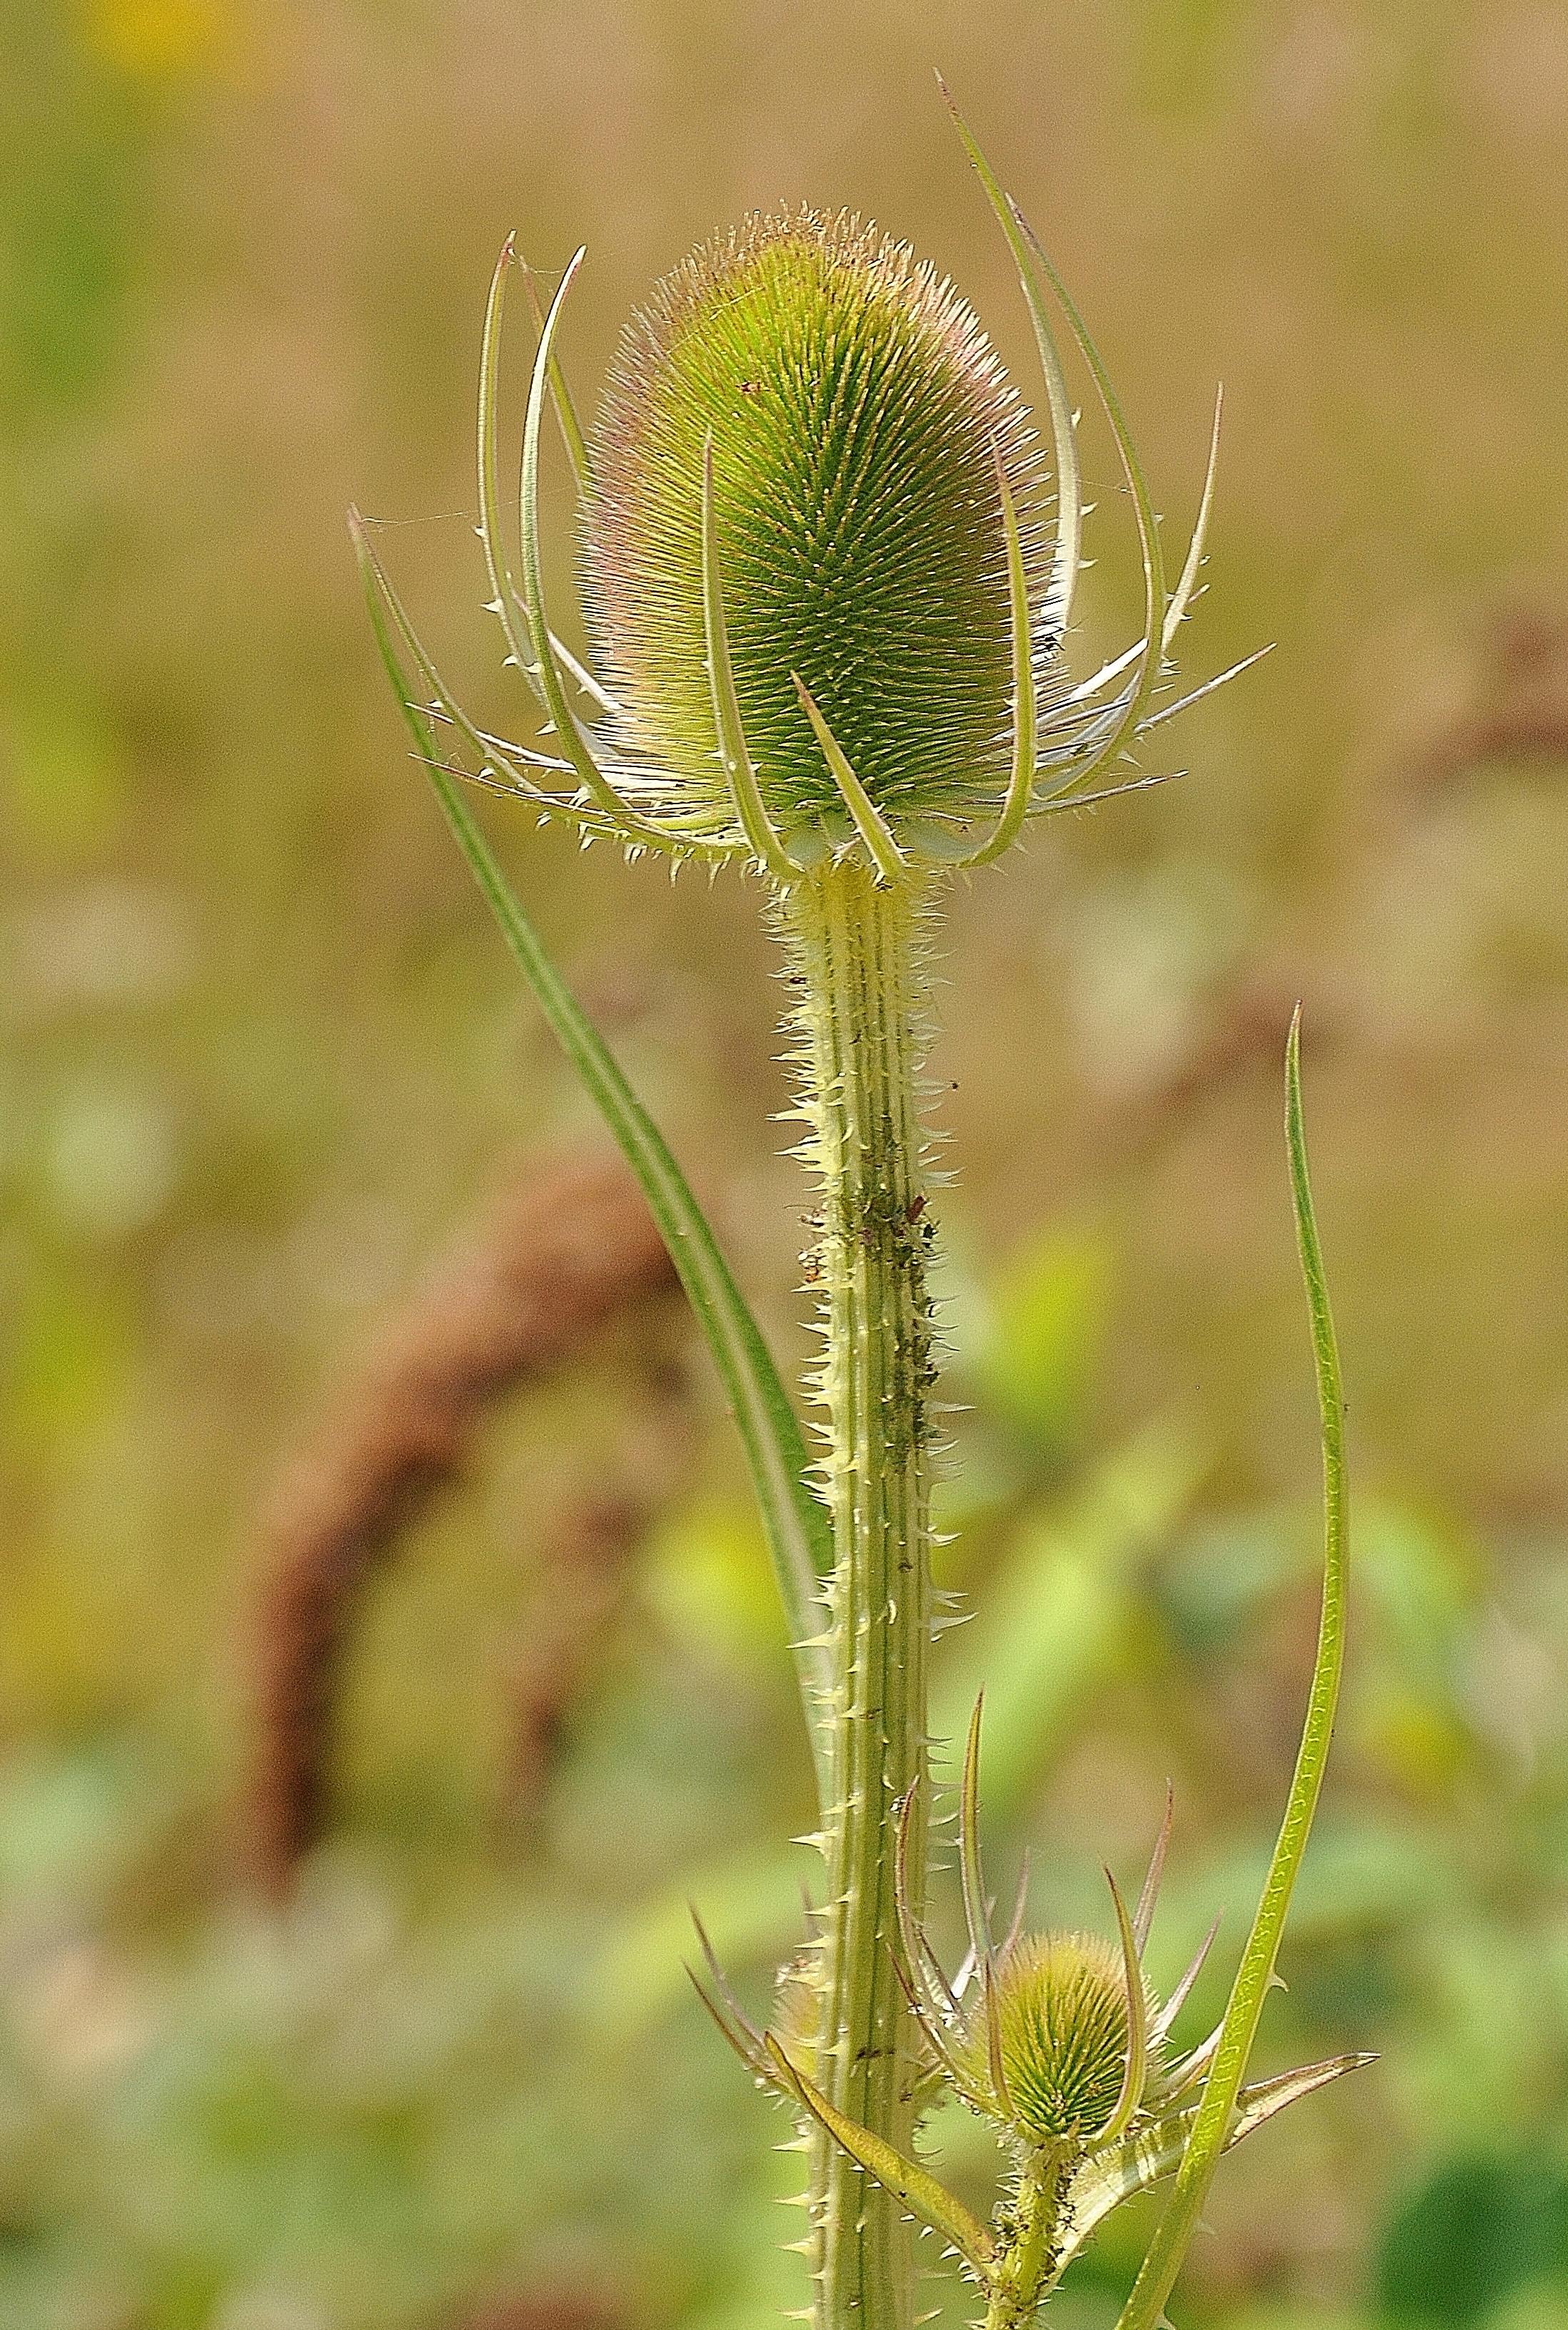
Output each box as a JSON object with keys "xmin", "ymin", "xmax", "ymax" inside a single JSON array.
[
  {"xmin": 777, "ymin": 859, "xmax": 936, "ymax": 2330},
  {"xmin": 985, "ymin": 2155, "xmax": 1068, "ymax": 2330}
]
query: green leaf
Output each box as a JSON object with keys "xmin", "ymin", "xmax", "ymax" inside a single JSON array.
[
  {"xmin": 1112, "ymin": 1009, "xmax": 1351, "ymax": 2330},
  {"xmin": 763, "ymin": 2038, "xmax": 996, "ymax": 2279},
  {"xmin": 350, "ymin": 511, "xmax": 835, "ymax": 1807},
  {"xmin": 1057, "ymin": 2053, "xmax": 1373, "ymax": 2278}
]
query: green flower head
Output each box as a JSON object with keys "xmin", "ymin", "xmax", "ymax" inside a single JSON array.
[
  {"xmin": 693, "ymin": 1703, "xmax": 1371, "ymax": 2309},
  {"xmin": 354, "ymin": 92, "xmax": 1251, "ymax": 889},
  {"xmin": 951, "ymin": 1927, "xmax": 1152, "ymax": 2145},
  {"xmin": 583, "ymin": 207, "xmax": 1049, "ymax": 850}
]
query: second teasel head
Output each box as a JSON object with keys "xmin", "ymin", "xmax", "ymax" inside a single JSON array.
[{"xmin": 950, "ymin": 1926, "xmax": 1157, "ymax": 2148}]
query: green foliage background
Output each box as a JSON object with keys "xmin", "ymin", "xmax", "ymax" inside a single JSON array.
[{"xmin": 4, "ymin": 3, "xmax": 1568, "ymax": 2327}]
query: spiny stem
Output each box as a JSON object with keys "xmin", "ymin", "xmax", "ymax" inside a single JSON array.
[
  {"xmin": 775, "ymin": 858, "xmax": 937, "ymax": 2330},
  {"xmin": 984, "ymin": 2155, "xmax": 1068, "ymax": 2330}
]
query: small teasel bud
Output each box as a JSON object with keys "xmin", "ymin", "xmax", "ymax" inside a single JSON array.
[
  {"xmin": 955, "ymin": 1929, "xmax": 1156, "ymax": 2150},
  {"xmin": 582, "ymin": 207, "xmax": 1050, "ymax": 851}
]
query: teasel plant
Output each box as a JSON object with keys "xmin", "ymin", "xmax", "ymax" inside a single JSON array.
[{"xmin": 352, "ymin": 79, "xmax": 1365, "ymax": 2330}]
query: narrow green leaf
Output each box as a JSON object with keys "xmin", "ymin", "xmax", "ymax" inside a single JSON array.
[
  {"xmin": 1112, "ymin": 1007, "xmax": 1350, "ymax": 2330},
  {"xmin": 764, "ymin": 2038, "xmax": 996, "ymax": 2277},
  {"xmin": 351, "ymin": 510, "xmax": 835, "ymax": 1806}
]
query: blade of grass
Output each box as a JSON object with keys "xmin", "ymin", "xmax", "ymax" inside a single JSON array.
[
  {"xmin": 352, "ymin": 509, "xmax": 835, "ymax": 1806},
  {"xmin": 1113, "ymin": 1007, "xmax": 1348, "ymax": 2330}
]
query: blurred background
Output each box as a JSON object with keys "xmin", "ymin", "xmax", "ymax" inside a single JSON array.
[{"xmin": 4, "ymin": 2, "xmax": 1568, "ymax": 2326}]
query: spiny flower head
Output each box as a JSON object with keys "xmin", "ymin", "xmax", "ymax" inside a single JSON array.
[
  {"xmin": 353, "ymin": 93, "xmax": 1256, "ymax": 890},
  {"xmin": 950, "ymin": 1926, "xmax": 1154, "ymax": 2146},
  {"xmin": 690, "ymin": 1706, "xmax": 1371, "ymax": 2311},
  {"xmin": 583, "ymin": 207, "xmax": 1048, "ymax": 848}
]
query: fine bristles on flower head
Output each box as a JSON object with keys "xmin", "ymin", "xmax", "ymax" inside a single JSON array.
[
  {"xmin": 583, "ymin": 207, "xmax": 1050, "ymax": 852},
  {"xmin": 952, "ymin": 1928, "xmax": 1152, "ymax": 2146}
]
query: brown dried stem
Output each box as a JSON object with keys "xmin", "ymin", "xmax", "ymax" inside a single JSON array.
[{"xmin": 245, "ymin": 1154, "xmax": 680, "ymax": 1896}]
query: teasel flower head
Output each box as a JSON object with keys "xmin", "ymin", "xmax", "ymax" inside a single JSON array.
[
  {"xmin": 948, "ymin": 1926, "xmax": 1155, "ymax": 2148},
  {"xmin": 583, "ymin": 205, "xmax": 1051, "ymax": 861},
  {"xmin": 887, "ymin": 1703, "xmax": 1224, "ymax": 2169},
  {"xmin": 354, "ymin": 89, "xmax": 1264, "ymax": 893},
  {"xmin": 689, "ymin": 1697, "xmax": 1372, "ymax": 2309}
]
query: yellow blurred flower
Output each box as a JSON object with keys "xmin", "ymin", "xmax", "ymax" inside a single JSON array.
[{"xmin": 76, "ymin": 0, "xmax": 223, "ymax": 78}]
